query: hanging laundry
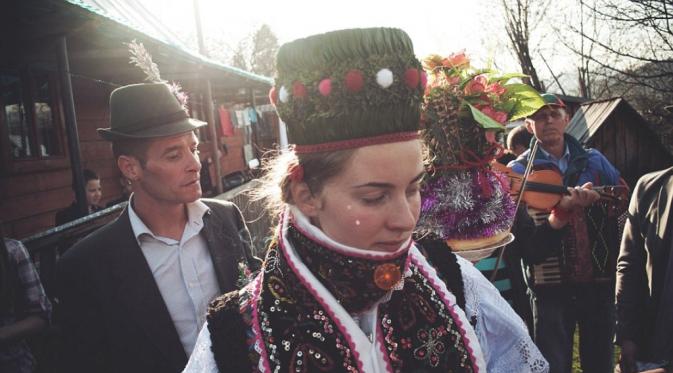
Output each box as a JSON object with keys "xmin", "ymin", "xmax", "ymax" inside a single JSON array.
[
  {"xmin": 229, "ymin": 110, "xmax": 239, "ymax": 128},
  {"xmin": 218, "ymin": 105, "xmax": 235, "ymax": 137},
  {"xmin": 235, "ymin": 110, "xmax": 247, "ymax": 127},
  {"xmin": 246, "ymin": 107, "xmax": 258, "ymax": 124}
]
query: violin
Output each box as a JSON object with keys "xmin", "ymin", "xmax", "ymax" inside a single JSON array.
[{"xmin": 491, "ymin": 161, "xmax": 628, "ymax": 211}]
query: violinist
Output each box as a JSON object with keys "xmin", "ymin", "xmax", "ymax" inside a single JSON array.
[{"xmin": 507, "ymin": 93, "xmax": 625, "ymax": 373}]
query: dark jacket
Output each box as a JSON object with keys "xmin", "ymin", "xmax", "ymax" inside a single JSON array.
[
  {"xmin": 55, "ymin": 202, "xmax": 103, "ymax": 226},
  {"xmin": 55, "ymin": 199, "xmax": 259, "ymax": 373},
  {"xmin": 509, "ymin": 134, "xmax": 624, "ymax": 288},
  {"xmin": 616, "ymin": 166, "xmax": 673, "ymax": 362}
]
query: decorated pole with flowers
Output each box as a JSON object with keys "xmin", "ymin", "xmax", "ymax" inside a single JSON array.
[{"xmin": 418, "ymin": 51, "xmax": 544, "ymax": 256}]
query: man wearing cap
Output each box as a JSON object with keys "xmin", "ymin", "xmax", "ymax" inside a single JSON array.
[
  {"xmin": 56, "ymin": 83, "xmax": 260, "ymax": 373},
  {"xmin": 508, "ymin": 93, "xmax": 625, "ymax": 373}
]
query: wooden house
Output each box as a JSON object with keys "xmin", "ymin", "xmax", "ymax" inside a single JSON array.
[
  {"xmin": 566, "ymin": 97, "xmax": 673, "ymax": 188},
  {"xmin": 0, "ymin": 0, "xmax": 276, "ymax": 239}
]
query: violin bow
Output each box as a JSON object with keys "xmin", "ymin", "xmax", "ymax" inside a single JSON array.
[
  {"xmin": 490, "ymin": 140, "xmax": 540, "ymax": 282},
  {"xmin": 513, "ymin": 139, "xmax": 540, "ymax": 214}
]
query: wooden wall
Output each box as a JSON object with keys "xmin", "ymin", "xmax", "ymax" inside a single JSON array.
[
  {"xmin": 1, "ymin": 77, "xmax": 122, "ymax": 239},
  {"xmin": 220, "ymin": 129, "xmax": 246, "ymax": 176},
  {"xmin": 588, "ymin": 108, "xmax": 673, "ymax": 188},
  {"xmin": 1, "ymin": 78, "xmax": 258, "ymax": 238}
]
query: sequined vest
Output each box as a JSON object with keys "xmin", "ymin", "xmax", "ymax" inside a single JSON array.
[{"xmin": 207, "ymin": 216, "xmax": 484, "ymax": 372}]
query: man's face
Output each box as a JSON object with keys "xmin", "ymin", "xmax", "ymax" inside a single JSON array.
[
  {"xmin": 134, "ymin": 132, "xmax": 202, "ymax": 205},
  {"xmin": 525, "ymin": 106, "xmax": 569, "ymax": 148}
]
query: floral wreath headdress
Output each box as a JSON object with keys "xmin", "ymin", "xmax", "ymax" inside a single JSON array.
[{"xmin": 418, "ymin": 51, "xmax": 545, "ymax": 243}]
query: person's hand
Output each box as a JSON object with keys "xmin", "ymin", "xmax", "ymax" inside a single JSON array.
[
  {"xmin": 557, "ymin": 182, "xmax": 600, "ymax": 210},
  {"xmin": 619, "ymin": 339, "xmax": 638, "ymax": 373}
]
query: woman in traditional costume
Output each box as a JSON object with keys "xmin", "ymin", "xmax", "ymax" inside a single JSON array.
[{"xmin": 184, "ymin": 28, "xmax": 546, "ymax": 373}]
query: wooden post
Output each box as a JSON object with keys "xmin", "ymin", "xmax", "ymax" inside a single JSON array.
[
  {"xmin": 57, "ymin": 36, "xmax": 87, "ymax": 216},
  {"xmin": 193, "ymin": 0, "xmax": 223, "ymax": 194}
]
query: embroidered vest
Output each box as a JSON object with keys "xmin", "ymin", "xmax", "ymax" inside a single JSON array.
[{"xmin": 208, "ymin": 216, "xmax": 484, "ymax": 372}]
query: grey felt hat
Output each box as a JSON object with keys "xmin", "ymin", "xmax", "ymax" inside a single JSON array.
[{"xmin": 97, "ymin": 83, "xmax": 205, "ymax": 141}]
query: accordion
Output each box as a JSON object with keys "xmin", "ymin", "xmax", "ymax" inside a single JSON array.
[{"xmin": 527, "ymin": 205, "xmax": 624, "ymax": 288}]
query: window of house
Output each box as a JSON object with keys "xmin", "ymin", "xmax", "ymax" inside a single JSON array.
[{"xmin": 1, "ymin": 69, "xmax": 63, "ymax": 160}]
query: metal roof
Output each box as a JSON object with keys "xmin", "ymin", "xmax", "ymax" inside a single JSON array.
[
  {"xmin": 65, "ymin": 0, "xmax": 273, "ymax": 85},
  {"xmin": 566, "ymin": 97, "xmax": 625, "ymax": 144}
]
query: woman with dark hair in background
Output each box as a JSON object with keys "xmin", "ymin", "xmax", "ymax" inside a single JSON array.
[
  {"xmin": 55, "ymin": 168, "xmax": 104, "ymax": 226},
  {"xmin": 0, "ymin": 236, "xmax": 52, "ymax": 372}
]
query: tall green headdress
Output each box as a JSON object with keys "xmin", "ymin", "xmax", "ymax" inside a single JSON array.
[{"xmin": 270, "ymin": 28, "xmax": 425, "ymax": 153}]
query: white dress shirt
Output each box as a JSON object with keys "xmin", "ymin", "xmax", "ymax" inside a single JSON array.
[{"xmin": 128, "ymin": 199, "xmax": 220, "ymax": 356}]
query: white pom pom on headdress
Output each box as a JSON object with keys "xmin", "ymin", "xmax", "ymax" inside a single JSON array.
[
  {"xmin": 279, "ymin": 86, "xmax": 290, "ymax": 103},
  {"xmin": 376, "ymin": 68, "xmax": 394, "ymax": 88}
]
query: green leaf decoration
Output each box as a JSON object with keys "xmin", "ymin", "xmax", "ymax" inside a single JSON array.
[
  {"xmin": 468, "ymin": 104, "xmax": 505, "ymax": 130},
  {"xmin": 505, "ymin": 84, "xmax": 546, "ymax": 120},
  {"xmin": 491, "ymin": 73, "xmax": 528, "ymax": 84}
]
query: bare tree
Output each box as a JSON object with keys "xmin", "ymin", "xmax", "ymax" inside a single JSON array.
[
  {"xmin": 567, "ymin": 0, "xmax": 673, "ymax": 94},
  {"xmin": 226, "ymin": 24, "xmax": 278, "ymax": 77},
  {"xmin": 230, "ymin": 38, "xmax": 251, "ymax": 71},
  {"xmin": 501, "ymin": 0, "xmax": 551, "ymax": 91}
]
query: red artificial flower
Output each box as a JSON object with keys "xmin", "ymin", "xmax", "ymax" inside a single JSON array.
[
  {"xmin": 404, "ymin": 68, "xmax": 420, "ymax": 88},
  {"xmin": 481, "ymin": 106, "xmax": 508, "ymax": 124},
  {"xmin": 318, "ymin": 78, "xmax": 332, "ymax": 96},
  {"xmin": 484, "ymin": 130, "xmax": 497, "ymax": 144},
  {"xmin": 292, "ymin": 81, "xmax": 307, "ymax": 99},
  {"xmin": 485, "ymin": 82, "xmax": 506, "ymax": 96},
  {"xmin": 344, "ymin": 70, "xmax": 364, "ymax": 92},
  {"xmin": 464, "ymin": 74, "xmax": 488, "ymax": 95},
  {"xmin": 447, "ymin": 76, "xmax": 461, "ymax": 85},
  {"xmin": 442, "ymin": 50, "xmax": 469, "ymax": 69}
]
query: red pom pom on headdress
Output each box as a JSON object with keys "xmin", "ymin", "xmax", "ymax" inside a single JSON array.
[
  {"xmin": 292, "ymin": 81, "xmax": 307, "ymax": 99},
  {"xmin": 404, "ymin": 68, "xmax": 420, "ymax": 88},
  {"xmin": 345, "ymin": 70, "xmax": 364, "ymax": 92}
]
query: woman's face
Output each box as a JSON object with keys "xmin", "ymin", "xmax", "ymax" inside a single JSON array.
[
  {"xmin": 304, "ymin": 140, "xmax": 424, "ymax": 252},
  {"xmin": 85, "ymin": 179, "xmax": 102, "ymax": 208}
]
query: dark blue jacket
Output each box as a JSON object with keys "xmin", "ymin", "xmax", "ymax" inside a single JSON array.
[
  {"xmin": 507, "ymin": 134, "xmax": 624, "ymax": 287},
  {"xmin": 508, "ymin": 134, "xmax": 620, "ymax": 187}
]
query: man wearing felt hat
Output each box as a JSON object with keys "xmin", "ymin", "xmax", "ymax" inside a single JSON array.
[
  {"xmin": 56, "ymin": 82, "xmax": 260, "ymax": 373},
  {"xmin": 508, "ymin": 93, "xmax": 627, "ymax": 373}
]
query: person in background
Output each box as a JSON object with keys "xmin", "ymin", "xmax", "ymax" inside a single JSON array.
[
  {"xmin": 508, "ymin": 93, "xmax": 625, "ymax": 373},
  {"xmin": 615, "ymin": 167, "xmax": 673, "ymax": 373},
  {"xmin": 56, "ymin": 83, "xmax": 260, "ymax": 373},
  {"xmin": 55, "ymin": 168, "xmax": 103, "ymax": 226},
  {"xmin": 497, "ymin": 124, "xmax": 533, "ymax": 165},
  {"xmin": 0, "ymin": 237, "xmax": 52, "ymax": 373},
  {"xmin": 508, "ymin": 124, "xmax": 533, "ymax": 157}
]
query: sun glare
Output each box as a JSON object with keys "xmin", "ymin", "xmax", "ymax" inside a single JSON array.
[{"xmin": 141, "ymin": 0, "xmax": 502, "ymax": 65}]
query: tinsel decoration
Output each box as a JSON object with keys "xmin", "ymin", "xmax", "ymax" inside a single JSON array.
[
  {"xmin": 418, "ymin": 52, "xmax": 544, "ymax": 243},
  {"xmin": 418, "ymin": 168, "xmax": 516, "ymax": 240},
  {"xmin": 127, "ymin": 40, "xmax": 189, "ymax": 113}
]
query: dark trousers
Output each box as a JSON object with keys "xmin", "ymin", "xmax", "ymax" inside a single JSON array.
[{"xmin": 531, "ymin": 283, "xmax": 615, "ymax": 373}]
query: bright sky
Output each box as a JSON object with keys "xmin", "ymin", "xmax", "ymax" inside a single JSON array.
[
  {"xmin": 143, "ymin": 0, "xmax": 516, "ymax": 68},
  {"xmin": 139, "ymin": 0, "xmax": 592, "ymax": 93}
]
